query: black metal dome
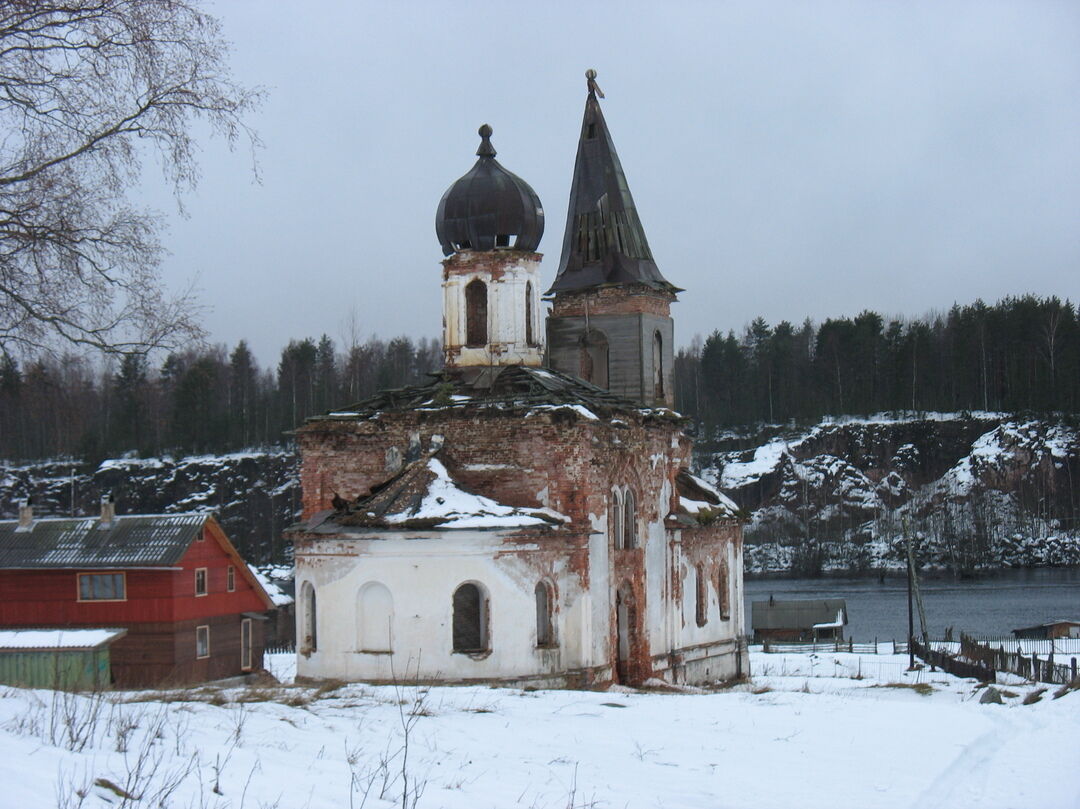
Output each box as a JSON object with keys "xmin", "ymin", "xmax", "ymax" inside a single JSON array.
[{"xmin": 436, "ymin": 125, "xmax": 544, "ymax": 256}]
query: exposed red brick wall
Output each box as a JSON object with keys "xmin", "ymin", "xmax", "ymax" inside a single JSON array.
[
  {"xmin": 442, "ymin": 250, "xmax": 542, "ymax": 281},
  {"xmin": 550, "ymin": 285, "xmax": 675, "ymax": 318},
  {"xmin": 296, "ymin": 410, "xmax": 691, "ymax": 530}
]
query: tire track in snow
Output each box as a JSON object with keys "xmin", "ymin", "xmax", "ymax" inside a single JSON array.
[{"xmin": 910, "ymin": 711, "xmax": 1014, "ymax": 809}]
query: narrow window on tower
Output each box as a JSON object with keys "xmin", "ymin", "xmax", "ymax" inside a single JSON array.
[
  {"xmin": 465, "ymin": 279, "xmax": 488, "ymax": 347},
  {"xmin": 653, "ymin": 331, "xmax": 665, "ymax": 401},
  {"xmin": 525, "ymin": 282, "xmax": 535, "ymax": 346}
]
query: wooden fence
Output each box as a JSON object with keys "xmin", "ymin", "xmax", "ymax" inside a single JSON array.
[
  {"xmin": 912, "ymin": 638, "xmax": 996, "ymax": 682},
  {"xmin": 960, "ymin": 633, "xmax": 1079, "ymax": 685},
  {"xmin": 761, "ymin": 639, "xmax": 880, "ymax": 654}
]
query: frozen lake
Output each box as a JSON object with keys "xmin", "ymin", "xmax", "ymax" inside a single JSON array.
[{"xmin": 744, "ymin": 566, "xmax": 1080, "ymax": 641}]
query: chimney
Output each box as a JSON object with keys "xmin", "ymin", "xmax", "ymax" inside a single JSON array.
[
  {"xmin": 98, "ymin": 494, "xmax": 115, "ymax": 529},
  {"xmin": 16, "ymin": 498, "xmax": 33, "ymax": 532}
]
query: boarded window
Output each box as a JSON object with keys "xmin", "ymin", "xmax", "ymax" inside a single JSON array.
[
  {"xmin": 623, "ymin": 490, "xmax": 637, "ymax": 549},
  {"xmin": 196, "ymin": 625, "xmax": 210, "ymax": 659},
  {"xmin": 718, "ymin": 560, "xmax": 730, "ymax": 619},
  {"xmin": 653, "ymin": 331, "xmax": 664, "ymax": 400},
  {"xmin": 535, "ymin": 582, "xmax": 555, "ymax": 647},
  {"xmin": 78, "ymin": 572, "xmax": 125, "ymax": 601},
  {"xmin": 241, "ymin": 618, "xmax": 253, "ymax": 670},
  {"xmin": 358, "ymin": 581, "xmax": 394, "ymax": 652},
  {"xmin": 453, "ymin": 583, "xmax": 487, "ymax": 652},
  {"xmin": 195, "ymin": 567, "xmax": 208, "ymax": 596},
  {"xmin": 301, "ymin": 581, "xmax": 317, "ymax": 654},
  {"xmin": 610, "ymin": 490, "xmax": 624, "ymax": 550},
  {"xmin": 465, "ymin": 279, "xmax": 488, "ymax": 347},
  {"xmin": 695, "ymin": 564, "xmax": 707, "ymax": 627},
  {"xmin": 578, "ymin": 329, "xmax": 609, "ymax": 388}
]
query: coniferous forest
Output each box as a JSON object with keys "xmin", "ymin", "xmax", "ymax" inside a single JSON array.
[
  {"xmin": 0, "ymin": 335, "xmax": 441, "ymax": 462},
  {"xmin": 0, "ymin": 295, "xmax": 1077, "ymax": 463},
  {"xmin": 675, "ymin": 295, "xmax": 1080, "ymax": 432}
]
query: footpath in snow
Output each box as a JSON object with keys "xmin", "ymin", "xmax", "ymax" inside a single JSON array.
[{"xmin": 0, "ymin": 650, "xmax": 1077, "ymax": 809}]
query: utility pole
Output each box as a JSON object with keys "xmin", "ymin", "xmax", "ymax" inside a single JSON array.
[{"xmin": 907, "ymin": 542, "xmax": 915, "ymax": 670}]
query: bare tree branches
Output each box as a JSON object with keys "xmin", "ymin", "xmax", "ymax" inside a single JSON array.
[{"xmin": 0, "ymin": 0, "xmax": 262, "ymax": 355}]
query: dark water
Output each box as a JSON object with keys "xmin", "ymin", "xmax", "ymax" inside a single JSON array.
[{"xmin": 744, "ymin": 567, "xmax": 1080, "ymax": 641}]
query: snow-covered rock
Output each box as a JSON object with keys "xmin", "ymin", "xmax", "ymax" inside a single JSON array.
[{"xmin": 697, "ymin": 414, "xmax": 1080, "ymax": 575}]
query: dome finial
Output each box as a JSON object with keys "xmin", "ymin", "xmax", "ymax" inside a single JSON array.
[
  {"xmin": 586, "ymin": 69, "xmax": 604, "ymax": 99},
  {"xmin": 477, "ymin": 124, "xmax": 496, "ymax": 157}
]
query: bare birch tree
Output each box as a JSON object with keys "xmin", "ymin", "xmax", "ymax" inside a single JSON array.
[{"xmin": 0, "ymin": 0, "xmax": 261, "ymax": 355}]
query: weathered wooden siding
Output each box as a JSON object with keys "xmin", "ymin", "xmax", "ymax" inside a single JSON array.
[
  {"xmin": 170, "ymin": 525, "xmax": 269, "ymax": 620},
  {"xmin": 0, "ymin": 569, "xmax": 177, "ymax": 624},
  {"xmin": 546, "ymin": 312, "xmax": 674, "ymax": 406}
]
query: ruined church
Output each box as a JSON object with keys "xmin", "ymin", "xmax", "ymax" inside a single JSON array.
[{"xmin": 289, "ymin": 74, "xmax": 747, "ymax": 687}]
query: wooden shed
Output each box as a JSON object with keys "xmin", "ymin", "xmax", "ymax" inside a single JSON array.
[
  {"xmin": 1012, "ymin": 620, "xmax": 1080, "ymax": 640},
  {"xmin": 751, "ymin": 597, "xmax": 848, "ymax": 643},
  {"xmin": 0, "ymin": 628, "xmax": 126, "ymax": 689}
]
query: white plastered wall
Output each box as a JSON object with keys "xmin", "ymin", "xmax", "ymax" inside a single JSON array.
[
  {"xmin": 443, "ymin": 254, "xmax": 544, "ymax": 367},
  {"xmin": 295, "ymin": 529, "xmax": 598, "ymax": 684}
]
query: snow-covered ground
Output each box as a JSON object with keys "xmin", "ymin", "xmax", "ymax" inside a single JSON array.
[{"xmin": 1, "ymin": 651, "xmax": 1077, "ymax": 809}]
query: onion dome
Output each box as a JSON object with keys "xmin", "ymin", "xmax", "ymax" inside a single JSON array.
[{"xmin": 436, "ymin": 125, "xmax": 544, "ymax": 256}]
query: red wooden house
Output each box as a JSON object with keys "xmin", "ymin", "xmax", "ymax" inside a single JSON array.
[{"xmin": 0, "ymin": 501, "xmax": 274, "ymax": 687}]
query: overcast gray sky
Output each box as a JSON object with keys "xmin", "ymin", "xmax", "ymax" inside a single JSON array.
[{"xmin": 150, "ymin": 0, "xmax": 1080, "ymax": 366}]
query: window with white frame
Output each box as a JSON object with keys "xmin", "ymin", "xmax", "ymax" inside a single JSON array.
[
  {"xmin": 78, "ymin": 572, "xmax": 125, "ymax": 601},
  {"xmin": 195, "ymin": 567, "xmax": 208, "ymax": 596},
  {"xmin": 196, "ymin": 625, "xmax": 210, "ymax": 659}
]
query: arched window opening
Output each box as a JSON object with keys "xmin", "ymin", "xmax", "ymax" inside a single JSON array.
[
  {"xmin": 695, "ymin": 564, "xmax": 707, "ymax": 627},
  {"xmin": 578, "ymin": 329, "xmax": 609, "ymax": 388},
  {"xmin": 453, "ymin": 582, "xmax": 488, "ymax": 653},
  {"xmin": 535, "ymin": 581, "xmax": 555, "ymax": 647},
  {"xmin": 525, "ymin": 282, "xmax": 536, "ymax": 346},
  {"xmin": 358, "ymin": 582, "xmax": 394, "ymax": 653},
  {"xmin": 301, "ymin": 581, "xmax": 317, "ymax": 654},
  {"xmin": 718, "ymin": 560, "xmax": 731, "ymax": 620},
  {"xmin": 653, "ymin": 331, "xmax": 665, "ymax": 401},
  {"xmin": 622, "ymin": 489, "xmax": 637, "ymax": 549},
  {"xmin": 465, "ymin": 280, "xmax": 488, "ymax": 347},
  {"xmin": 610, "ymin": 489, "xmax": 624, "ymax": 550}
]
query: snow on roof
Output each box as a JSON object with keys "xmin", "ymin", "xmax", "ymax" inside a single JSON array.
[
  {"xmin": 525, "ymin": 403, "xmax": 599, "ymax": 421},
  {"xmin": 0, "ymin": 628, "xmax": 126, "ymax": 650},
  {"xmin": 812, "ymin": 610, "xmax": 846, "ymax": 630},
  {"xmin": 248, "ymin": 564, "xmax": 294, "ymax": 607},
  {"xmin": 382, "ymin": 459, "xmax": 564, "ymax": 529},
  {"xmin": 674, "ymin": 470, "xmax": 739, "ymax": 522},
  {"xmin": 681, "ymin": 472, "xmax": 739, "ymax": 513},
  {"xmin": 332, "ymin": 455, "xmax": 568, "ymax": 532}
]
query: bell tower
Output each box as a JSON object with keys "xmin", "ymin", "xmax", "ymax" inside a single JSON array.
[
  {"xmin": 436, "ymin": 125, "xmax": 545, "ymax": 369},
  {"xmin": 546, "ymin": 71, "xmax": 680, "ymax": 407}
]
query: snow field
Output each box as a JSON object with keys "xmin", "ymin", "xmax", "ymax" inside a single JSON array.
[{"xmin": 0, "ymin": 651, "xmax": 1077, "ymax": 809}]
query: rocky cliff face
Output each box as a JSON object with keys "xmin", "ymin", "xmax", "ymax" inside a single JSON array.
[
  {"xmin": 0, "ymin": 451, "xmax": 300, "ymax": 564},
  {"xmin": 3, "ymin": 415, "xmax": 1077, "ymax": 576},
  {"xmin": 696, "ymin": 415, "xmax": 1080, "ymax": 575}
]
